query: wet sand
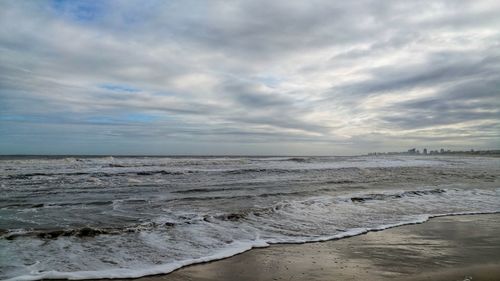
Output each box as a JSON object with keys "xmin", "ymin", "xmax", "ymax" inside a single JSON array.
[{"xmin": 116, "ymin": 214, "xmax": 500, "ymax": 281}]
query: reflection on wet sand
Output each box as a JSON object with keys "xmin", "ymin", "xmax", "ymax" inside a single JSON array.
[{"xmin": 126, "ymin": 214, "xmax": 500, "ymax": 281}]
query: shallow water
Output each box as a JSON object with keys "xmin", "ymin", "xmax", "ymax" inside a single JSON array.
[{"xmin": 1, "ymin": 155, "xmax": 499, "ymax": 280}]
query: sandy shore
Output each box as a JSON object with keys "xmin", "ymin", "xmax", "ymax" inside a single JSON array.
[{"xmin": 111, "ymin": 214, "xmax": 500, "ymax": 281}]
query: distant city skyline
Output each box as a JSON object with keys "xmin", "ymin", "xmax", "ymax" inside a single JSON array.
[
  {"xmin": 1, "ymin": 1, "xmax": 499, "ymax": 155},
  {"xmin": 367, "ymin": 148, "xmax": 500, "ymax": 156}
]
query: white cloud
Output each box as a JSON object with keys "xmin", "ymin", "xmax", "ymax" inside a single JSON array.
[{"xmin": 1, "ymin": 0, "xmax": 499, "ymax": 155}]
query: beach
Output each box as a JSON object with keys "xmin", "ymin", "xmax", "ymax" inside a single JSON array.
[
  {"xmin": 130, "ymin": 214, "xmax": 500, "ymax": 281},
  {"xmin": 3, "ymin": 0, "xmax": 500, "ymax": 279},
  {"xmin": 2, "ymin": 0, "xmax": 500, "ymax": 279},
  {"xmin": 2, "ymin": 156, "xmax": 499, "ymax": 280}
]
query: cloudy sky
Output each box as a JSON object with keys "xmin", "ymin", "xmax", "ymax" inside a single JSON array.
[{"xmin": 1, "ymin": 0, "xmax": 499, "ymax": 155}]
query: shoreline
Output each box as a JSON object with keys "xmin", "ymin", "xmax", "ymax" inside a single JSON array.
[
  {"xmin": 4, "ymin": 211, "xmax": 500, "ymax": 281},
  {"xmin": 17, "ymin": 212, "xmax": 498, "ymax": 281},
  {"xmin": 115, "ymin": 213, "xmax": 500, "ymax": 281}
]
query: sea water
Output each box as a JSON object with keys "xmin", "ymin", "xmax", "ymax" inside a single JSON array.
[{"xmin": 1, "ymin": 155, "xmax": 499, "ymax": 280}]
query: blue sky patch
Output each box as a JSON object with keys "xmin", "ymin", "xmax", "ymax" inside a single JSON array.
[
  {"xmin": 51, "ymin": 0, "xmax": 107, "ymax": 22},
  {"xmin": 100, "ymin": 84, "xmax": 140, "ymax": 93}
]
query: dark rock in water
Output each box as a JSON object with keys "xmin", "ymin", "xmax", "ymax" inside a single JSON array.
[
  {"xmin": 32, "ymin": 203, "xmax": 44, "ymax": 208},
  {"xmin": 108, "ymin": 163, "xmax": 126, "ymax": 167},
  {"xmin": 351, "ymin": 197, "xmax": 365, "ymax": 203},
  {"xmin": 158, "ymin": 170, "xmax": 184, "ymax": 175},
  {"xmin": 406, "ymin": 191, "xmax": 420, "ymax": 196},
  {"xmin": 3, "ymin": 226, "xmax": 125, "ymax": 240},
  {"xmin": 288, "ymin": 157, "xmax": 309, "ymax": 163},
  {"xmin": 76, "ymin": 227, "xmax": 106, "ymax": 237},
  {"xmin": 5, "ymin": 234, "xmax": 21, "ymax": 240},
  {"xmin": 136, "ymin": 170, "xmax": 183, "ymax": 176},
  {"xmin": 37, "ymin": 230, "xmax": 65, "ymax": 239},
  {"xmin": 327, "ymin": 180, "xmax": 355, "ymax": 184},
  {"xmin": 141, "ymin": 222, "xmax": 157, "ymax": 228},
  {"xmin": 224, "ymin": 213, "xmax": 246, "ymax": 221}
]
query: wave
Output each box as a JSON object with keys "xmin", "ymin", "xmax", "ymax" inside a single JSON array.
[
  {"xmin": 6, "ymin": 164, "xmax": 490, "ymax": 181},
  {"xmin": 1, "ymin": 221, "xmax": 176, "ymax": 241},
  {"xmin": 1, "ymin": 200, "xmax": 126, "ymax": 211},
  {"xmin": 3, "ymin": 170, "xmax": 191, "ymax": 180},
  {"xmin": 349, "ymin": 188, "xmax": 446, "ymax": 203},
  {"xmin": 278, "ymin": 157, "xmax": 315, "ymax": 163},
  {"xmin": 171, "ymin": 186, "xmax": 252, "ymax": 194},
  {"xmin": 1, "ymin": 188, "xmax": 452, "ymax": 240},
  {"xmin": 4, "ymin": 227, "xmax": 112, "ymax": 240},
  {"xmin": 3, "ymin": 166, "xmax": 313, "ymax": 180},
  {"xmin": 265, "ymin": 210, "xmax": 500, "ymax": 244},
  {"xmin": 5, "ymin": 211, "xmax": 499, "ymax": 281},
  {"xmin": 4, "ymin": 239, "xmax": 269, "ymax": 281},
  {"xmin": 2, "ymin": 166, "xmax": 370, "ymax": 180}
]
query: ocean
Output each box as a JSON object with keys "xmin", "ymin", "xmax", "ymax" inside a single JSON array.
[{"xmin": 1, "ymin": 155, "xmax": 499, "ymax": 280}]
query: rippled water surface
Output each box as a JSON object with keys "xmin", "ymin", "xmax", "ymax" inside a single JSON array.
[{"xmin": 1, "ymin": 155, "xmax": 499, "ymax": 280}]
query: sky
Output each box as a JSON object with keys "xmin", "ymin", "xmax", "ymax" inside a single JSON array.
[{"xmin": 0, "ymin": 0, "xmax": 499, "ymax": 155}]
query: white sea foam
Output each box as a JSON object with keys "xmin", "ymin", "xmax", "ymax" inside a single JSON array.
[
  {"xmin": 6, "ymin": 211, "xmax": 500, "ymax": 281},
  {"xmin": 126, "ymin": 178, "xmax": 142, "ymax": 184},
  {"xmin": 5, "ymin": 240, "xmax": 269, "ymax": 281}
]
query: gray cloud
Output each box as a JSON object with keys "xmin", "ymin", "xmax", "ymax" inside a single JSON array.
[{"xmin": 1, "ymin": 0, "xmax": 499, "ymax": 155}]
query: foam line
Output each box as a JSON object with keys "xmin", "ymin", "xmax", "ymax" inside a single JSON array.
[{"xmin": 7, "ymin": 211, "xmax": 500, "ymax": 281}]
